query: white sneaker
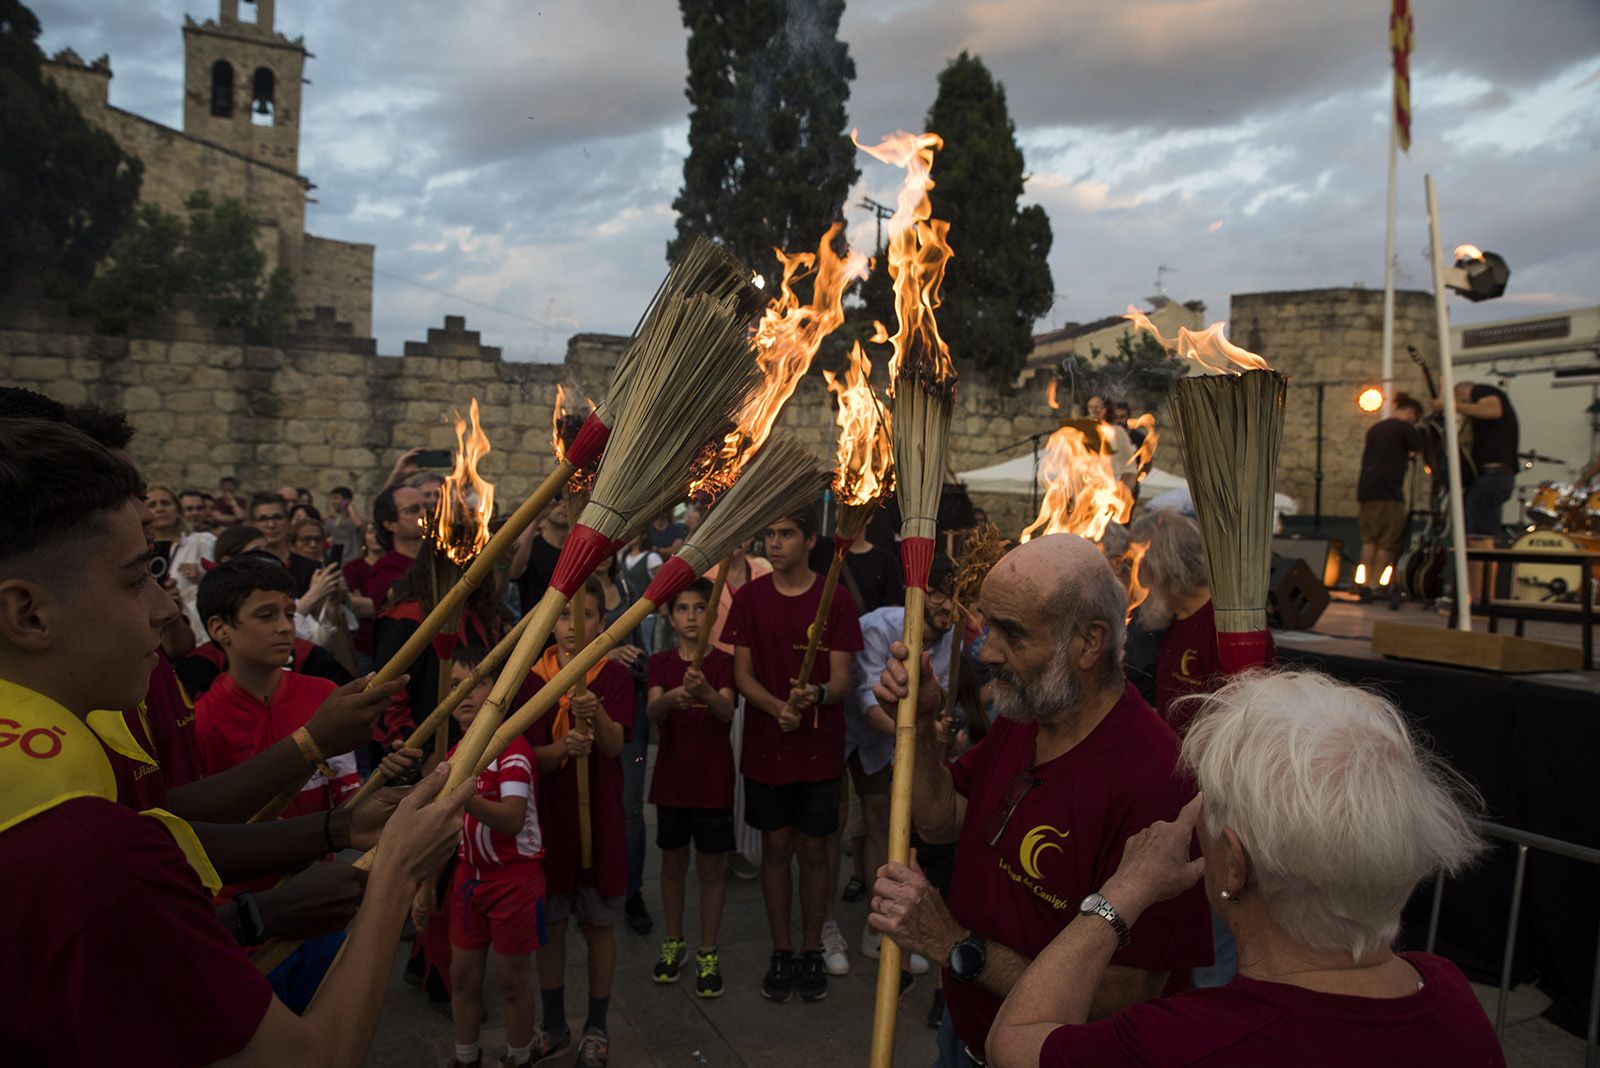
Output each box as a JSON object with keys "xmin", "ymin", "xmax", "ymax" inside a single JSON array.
[
  {"xmin": 861, "ymin": 920, "xmax": 883, "ymax": 960},
  {"xmin": 821, "ymin": 918, "xmax": 850, "ymax": 976},
  {"xmin": 907, "ymin": 952, "xmax": 930, "ymax": 975}
]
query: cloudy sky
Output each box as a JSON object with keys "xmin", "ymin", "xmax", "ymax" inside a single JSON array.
[{"xmin": 36, "ymin": 0, "xmax": 1600, "ymax": 361}]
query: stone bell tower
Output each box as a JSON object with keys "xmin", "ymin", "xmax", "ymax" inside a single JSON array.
[{"xmin": 181, "ymin": 0, "xmax": 306, "ymax": 173}]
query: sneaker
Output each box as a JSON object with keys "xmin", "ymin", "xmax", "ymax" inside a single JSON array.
[
  {"xmin": 529, "ymin": 1029, "xmax": 570, "ymax": 1065},
  {"xmin": 907, "ymin": 951, "xmax": 930, "ymax": 975},
  {"xmin": 761, "ymin": 949, "xmax": 796, "ymax": 1002},
  {"xmin": 695, "ymin": 947, "xmax": 725, "ymax": 999},
  {"xmin": 820, "ymin": 918, "xmax": 850, "ymax": 976},
  {"xmin": 861, "ymin": 920, "xmax": 883, "ymax": 960},
  {"xmin": 926, "ymin": 988, "xmax": 945, "ymax": 1029},
  {"xmin": 796, "ymin": 949, "xmax": 829, "ymax": 1002},
  {"xmin": 841, "ymin": 875, "xmax": 866, "ymax": 902},
  {"xmin": 624, "ymin": 893, "xmax": 653, "ymax": 936},
  {"xmin": 653, "ymin": 938, "xmax": 687, "ymax": 983},
  {"xmin": 576, "ymin": 1026, "xmax": 608, "ymax": 1068}
]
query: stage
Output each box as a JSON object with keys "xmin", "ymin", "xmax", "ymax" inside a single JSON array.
[{"xmin": 1274, "ymin": 600, "xmax": 1599, "ymax": 1044}]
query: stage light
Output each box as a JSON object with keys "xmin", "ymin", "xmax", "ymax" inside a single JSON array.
[
  {"xmin": 1378, "ymin": 564, "xmax": 1393, "ymax": 587},
  {"xmin": 1445, "ymin": 245, "xmax": 1510, "ymax": 302},
  {"xmin": 1357, "ymin": 387, "xmax": 1384, "ymax": 413},
  {"xmin": 1354, "ymin": 563, "xmax": 1368, "ymax": 586}
]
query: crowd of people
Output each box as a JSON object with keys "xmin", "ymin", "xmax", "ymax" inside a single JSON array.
[{"xmin": 0, "ymin": 383, "xmax": 1506, "ymax": 1067}]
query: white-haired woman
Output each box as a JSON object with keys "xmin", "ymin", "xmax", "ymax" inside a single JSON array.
[
  {"xmin": 1130, "ymin": 511, "xmax": 1223, "ymax": 733},
  {"xmin": 987, "ymin": 671, "xmax": 1501, "ymax": 1068}
]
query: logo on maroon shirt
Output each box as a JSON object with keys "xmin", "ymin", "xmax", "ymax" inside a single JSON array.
[
  {"xmin": 0, "ymin": 720, "xmax": 67, "ymax": 759},
  {"xmin": 1175, "ymin": 648, "xmax": 1201, "ymax": 684},
  {"xmin": 1019, "ymin": 824, "xmax": 1070, "ymax": 880}
]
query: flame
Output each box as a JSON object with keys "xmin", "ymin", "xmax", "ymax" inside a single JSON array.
[
  {"xmin": 854, "ymin": 130, "xmax": 956, "ymax": 391},
  {"xmin": 1047, "ymin": 379, "xmax": 1060, "ymax": 410},
  {"xmin": 1123, "ymin": 305, "xmax": 1271, "ymax": 375},
  {"xmin": 431, "ymin": 398, "xmax": 495, "ymax": 566},
  {"xmin": 1019, "ymin": 423, "xmax": 1134, "ymax": 544},
  {"xmin": 1454, "ymin": 243, "xmax": 1485, "ymax": 262},
  {"xmin": 550, "ymin": 384, "xmax": 594, "ymax": 465},
  {"xmin": 1124, "ymin": 539, "xmax": 1151, "ymax": 621},
  {"xmin": 1128, "ymin": 413, "xmax": 1159, "ymax": 480},
  {"xmin": 689, "ymin": 223, "xmax": 868, "ymax": 496},
  {"xmin": 822, "ymin": 342, "xmax": 893, "ymax": 505}
]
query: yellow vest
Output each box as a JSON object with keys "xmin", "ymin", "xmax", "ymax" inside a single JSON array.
[{"xmin": 0, "ymin": 678, "xmax": 219, "ymax": 892}]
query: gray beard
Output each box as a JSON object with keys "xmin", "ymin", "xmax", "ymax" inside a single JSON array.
[{"xmin": 990, "ymin": 648, "xmax": 1086, "ymax": 724}]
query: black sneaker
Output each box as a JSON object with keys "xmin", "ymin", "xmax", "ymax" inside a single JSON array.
[
  {"xmin": 624, "ymin": 893, "xmax": 653, "ymax": 936},
  {"xmin": 761, "ymin": 949, "xmax": 796, "ymax": 1002},
  {"xmin": 797, "ymin": 949, "xmax": 828, "ymax": 1002},
  {"xmin": 695, "ymin": 947, "xmax": 724, "ymax": 999},
  {"xmin": 653, "ymin": 938, "xmax": 687, "ymax": 983}
]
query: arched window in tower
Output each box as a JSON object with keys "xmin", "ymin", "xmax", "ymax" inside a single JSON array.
[
  {"xmin": 250, "ymin": 67, "xmax": 275, "ymax": 127},
  {"xmin": 210, "ymin": 60, "xmax": 234, "ymax": 117}
]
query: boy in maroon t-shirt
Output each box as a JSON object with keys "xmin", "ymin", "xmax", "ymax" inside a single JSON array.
[
  {"xmin": 724, "ymin": 509, "xmax": 863, "ymax": 1003},
  {"xmin": 523, "ymin": 576, "xmax": 636, "ymax": 1065},
  {"xmin": 644, "ymin": 579, "xmax": 737, "ymax": 998}
]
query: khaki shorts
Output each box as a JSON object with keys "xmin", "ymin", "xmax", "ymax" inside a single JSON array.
[
  {"xmin": 546, "ymin": 887, "xmax": 623, "ymax": 928},
  {"xmin": 1358, "ymin": 499, "xmax": 1408, "ymax": 552}
]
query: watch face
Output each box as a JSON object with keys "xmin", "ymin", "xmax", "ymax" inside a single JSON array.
[
  {"xmin": 1080, "ymin": 893, "xmax": 1103, "ymax": 913},
  {"xmin": 950, "ymin": 939, "xmax": 984, "ymax": 980}
]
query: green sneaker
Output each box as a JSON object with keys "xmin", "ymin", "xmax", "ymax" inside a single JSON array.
[
  {"xmin": 653, "ymin": 937, "xmax": 687, "ymax": 983},
  {"xmin": 695, "ymin": 946, "xmax": 725, "ymax": 999}
]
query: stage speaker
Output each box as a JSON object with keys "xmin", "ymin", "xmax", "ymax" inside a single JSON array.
[
  {"xmin": 1268, "ymin": 554, "xmax": 1330, "ymax": 632},
  {"xmin": 1271, "ymin": 535, "xmax": 1344, "ymax": 589}
]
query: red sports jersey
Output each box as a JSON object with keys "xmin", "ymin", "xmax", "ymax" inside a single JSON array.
[
  {"xmin": 457, "ymin": 735, "xmax": 544, "ymax": 879},
  {"xmin": 193, "ymin": 670, "xmax": 358, "ymax": 820},
  {"xmin": 722, "ymin": 572, "xmax": 864, "ymax": 785},
  {"xmin": 1041, "ymin": 951, "xmax": 1504, "ymax": 1067},
  {"xmin": 108, "ymin": 703, "xmax": 170, "ymax": 812},
  {"xmin": 943, "ymin": 684, "xmax": 1213, "ymax": 1060},
  {"xmin": 646, "ymin": 647, "xmax": 736, "ymax": 809}
]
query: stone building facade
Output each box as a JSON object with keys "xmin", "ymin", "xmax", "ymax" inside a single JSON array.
[
  {"xmin": 43, "ymin": 0, "xmax": 372, "ymax": 337},
  {"xmin": 1229, "ymin": 287, "xmax": 1439, "ymax": 521}
]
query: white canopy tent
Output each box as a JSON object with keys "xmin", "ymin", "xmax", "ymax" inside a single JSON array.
[{"xmin": 955, "ymin": 455, "xmax": 1298, "ymax": 523}]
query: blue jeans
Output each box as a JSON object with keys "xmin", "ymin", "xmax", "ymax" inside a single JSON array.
[
  {"xmin": 935, "ymin": 1002, "xmax": 981, "ymax": 1066},
  {"xmin": 1191, "ymin": 910, "xmax": 1238, "ymax": 988},
  {"xmin": 1464, "ymin": 468, "xmax": 1514, "ymax": 539},
  {"xmin": 622, "ymin": 708, "xmax": 650, "ymax": 899}
]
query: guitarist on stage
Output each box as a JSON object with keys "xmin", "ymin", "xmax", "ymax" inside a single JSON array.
[
  {"xmin": 1435, "ymin": 381, "xmax": 1520, "ymax": 604},
  {"xmin": 1356, "ymin": 393, "xmax": 1424, "ymax": 595}
]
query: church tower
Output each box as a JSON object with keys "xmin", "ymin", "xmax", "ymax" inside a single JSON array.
[{"xmin": 181, "ymin": 0, "xmax": 306, "ymax": 173}]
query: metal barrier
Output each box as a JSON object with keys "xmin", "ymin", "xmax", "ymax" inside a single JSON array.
[{"xmin": 1425, "ymin": 820, "xmax": 1600, "ymax": 1067}]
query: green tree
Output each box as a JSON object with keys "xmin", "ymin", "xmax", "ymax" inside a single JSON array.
[
  {"xmin": 0, "ymin": 0, "xmax": 142, "ymax": 295},
  {"xmin": 669, "ymin": 0, "xmax": 860, "ymax": 288},
  {"xmin": 1059, "ymin": 330, "xmax": 1188, "ymax": 417},
  {"xmin": 924, "ymin": 52, "xmax": 1054, "ymax": 383},
  {"xmin": 80, "ymin": 192, "xmax": 297, "ymax": 342}
]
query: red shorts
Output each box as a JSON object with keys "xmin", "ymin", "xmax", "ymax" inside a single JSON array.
[{"xmin": 448, "ymin": 863, "xmax": 547, "ymax": 956}]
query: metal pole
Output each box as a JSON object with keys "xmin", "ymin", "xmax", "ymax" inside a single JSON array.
[
  {"xmin": 1424, "ymin": 174, "xmax": 1474, "ymax": 633},
  {"xmin": 1495, "ymin": 844, "xmax": 1530, "ymax": 1038},
  {"xmin": 1381, "ymin": 121, "xmax": 1399, "ymax": 418}
]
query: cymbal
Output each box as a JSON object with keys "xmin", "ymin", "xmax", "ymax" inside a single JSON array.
[{"xmin": 1517, "ymin": 450, "xmax": 1568, "ymax": 465}]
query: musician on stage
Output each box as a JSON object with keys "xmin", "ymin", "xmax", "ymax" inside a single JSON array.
[
  {"xmin": 1355, "ymin": 393, "xmax": 1423, "ymax": 594},
  {"xmin": 1435, "ymin": 382, "xmax": 1519, "ymax": 602}
]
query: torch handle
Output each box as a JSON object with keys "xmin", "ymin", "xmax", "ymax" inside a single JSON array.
[
  {"xmin": 570, "ymin": 582, "xmax": 594, "ymax": 868},
  {"xmin": 870, "ymin": 585, "xmax": 927, "ymax": 1067},
  {"xmin": 433, "ymin": 648, "xmax": 454, "ymax": 763},
  {"xmin": 792, "ymin": 550, "xmax": 846, "ymax": 706},
  {"xmin": 689, "ymin": 561, "xmax": 731, "ymax": 670}
]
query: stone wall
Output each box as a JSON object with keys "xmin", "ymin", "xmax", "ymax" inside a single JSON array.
[
  {"xmin": 300, "ymin": 236, "xmax": 375, "ymax": 339},
  {"xmin": 1228, "ymin": 287, "xmax": 1440, "ymax": 520}
]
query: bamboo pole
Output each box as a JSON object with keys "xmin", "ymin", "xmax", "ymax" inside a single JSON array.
[
  {"xmin": 571, "ymin": 581, "xmax": 594, "ymax": 870},
  {"xmin": 870, "ymin": 587, "xmax": 927, "ymax": 1065},
  {"xmin": 793, "ymin": 548, "xmax": 847, "ymax": 729},
  {"xmin": 689, "ymin": 561, "xmax": 731, "ymax": 670}
]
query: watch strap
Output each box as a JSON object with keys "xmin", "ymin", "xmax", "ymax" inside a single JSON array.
[
  {"xmin": 1083, "ymin": 892, "xmax": 1132, "ymax": 949},
  {"xmin": 234, "ymin": 890, "xmax": 267, "ymax": 945}
]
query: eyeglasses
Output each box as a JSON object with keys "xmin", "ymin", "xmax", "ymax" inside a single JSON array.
[
  {"xmin": 254, "ymin": 513, "xmax": 286, "ymax": 524},
  {"xmin": 984, "ymin": 767, "xmax": 1043, "ymax": 848}
]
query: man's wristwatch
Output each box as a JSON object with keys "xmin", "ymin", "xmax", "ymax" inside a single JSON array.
[
  {"xmin": 946, "ymin": 933, "xmax": 987, "ymax": 983},
  {"xmin": 1079, "ymin": 892, "xmax": 1131, "ymax": 949},
  {"xmin": 233, "ymin": 890, "xmax": 268, "ymax": 945}
]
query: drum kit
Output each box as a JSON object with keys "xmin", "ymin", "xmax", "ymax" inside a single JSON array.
[{"xmin": 1512, "ymin": 451, "xmax": 1600, "ymax": 603}]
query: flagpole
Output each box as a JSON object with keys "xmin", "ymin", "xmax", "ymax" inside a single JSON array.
[{"xmin": 1380, "ymin": 118, "xmax": 1398, "ymax": 418}]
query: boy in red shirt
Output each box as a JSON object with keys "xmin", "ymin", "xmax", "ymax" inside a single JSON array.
[
  {"xmin": 724, "ymin": 509, "xmax": 863, "ymax": 1003},
  {"xmin": 645, "ymin": 579, "xmax": 737, "ymax": 998},
  {"xmin": 398, "ymin": 647, "xmax": 549, "ymax": 1068},
  {"xmin": 523, "ymin": 575, "xmax": 636, "ymax": 1066}
]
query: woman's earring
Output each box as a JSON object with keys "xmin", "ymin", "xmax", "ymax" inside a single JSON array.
[{"xmin": 1219, "ymin": 889, "xmax": 1232, "ymax": 901}]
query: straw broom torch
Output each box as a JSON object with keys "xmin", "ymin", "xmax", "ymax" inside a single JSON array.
[
  {"xmin": 246, "ymin": 238, "xmax": 759, "ymax": 823},
  {"xmin": 793, "ymin": 341, "xmax": 894, "ymax": 727},
  {"xmin": 252, "ymin": 288, "xmax": 766, "ymax": 976},
  {"xmin": 566, "ymin": 481, "xmax": 597, "ymax": 870},
  {"xmin": 253, "ymin": 436, "xmax": 821, "ymax": 983}
]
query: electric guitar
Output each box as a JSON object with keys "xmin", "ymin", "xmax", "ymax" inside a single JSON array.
[{"xmin": 1395, "ymin": 346, "xmax": 1467, "ymax": 600}]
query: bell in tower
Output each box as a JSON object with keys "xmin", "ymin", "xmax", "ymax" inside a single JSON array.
[{"xmin": 181, "ymin": 0, "xmax": 306, "ymax": 173}]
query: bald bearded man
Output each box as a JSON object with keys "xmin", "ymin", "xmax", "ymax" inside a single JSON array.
[{"xmin": 869, "ymin": 534, "xmax": 1212, "ymax": 1066}]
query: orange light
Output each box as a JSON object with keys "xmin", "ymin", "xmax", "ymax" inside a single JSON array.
[
  {"xmin": 1019, "ymin": 424, "xmax": 1134, "ymax": 544},
  {"xmin": 1123, "ymin": 305, "xmax": 1272, "ymax": 374},
  {"xmin": 1357, "ymin": 387, "xmax": 1384, "ymax": 413},
  {"xmin": 432, "ymin": 398, "xmax": 495, "ymax": 566},
  {"xmin": 822, "ymin": 342, "xmax": 894, "ymax": 505},
  {"xmin": 1453, "ymin": 243, "xmax": 1485, "ymax": 262},
  {"xmin": 854, "ymin": 129, "xmax": 956, "ymax": 391},
  {"xmin": 1047, "ymin": 379, "xmax": 1060, "ymax": 410},
  {"xmin": 1354, "ymin": 563, "xmax": 1368, "ymax": 586},
  {"xmin": 690, "ymin": 223, "xmax": 868, "ymax": 496},
  {"xmin": 1378, "ymin": 564, "xmax": 1394, "ymax": 587}
]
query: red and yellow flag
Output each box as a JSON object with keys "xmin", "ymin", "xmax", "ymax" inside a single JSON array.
[{"xmin": 1390, "ymin": 0, "xmax": 1414, "ymax": 151}]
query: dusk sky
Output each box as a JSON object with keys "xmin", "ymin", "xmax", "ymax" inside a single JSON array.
[{"xmin": 35, "ymin": 0, "xmax": 1600, "ymax": 362}]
